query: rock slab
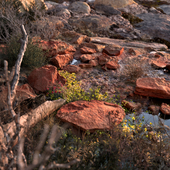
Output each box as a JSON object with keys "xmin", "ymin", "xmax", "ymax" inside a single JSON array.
[
  {"xmin": 135, "ymin": 77, "xmax": 170, "ymax": 99},
  {"xmin": 57, "ymin": 100, "xmax": 125, "ymax": 131}
]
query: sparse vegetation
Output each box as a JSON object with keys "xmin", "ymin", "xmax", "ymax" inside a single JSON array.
[
  {"xmin": 120, "ymin": 57, "xmax": 150, "ymax": 82},
  {"xmin": 1, "ymin": 35, "xmax": 46, "ymax": 69},
  {"xmin": 0, "ymin": 0, "xmax": 170, "ymax": 169}
]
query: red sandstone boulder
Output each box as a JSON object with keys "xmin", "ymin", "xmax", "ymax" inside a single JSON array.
[
  {"xmin": 16, "ymin": 83, "xmax": 37, "ymax": 101},
  {"xmin": 0, "ymin": 84, "xmax": 36, "ymax": 112},
  {"xmin": 27, "ymin": 65, "xmax": 58, "ymax": 92},
  {"xmin": 89, "ymin": 59, "xmax": 98, "ymax": 67},
  {"xmin": 151, "ymin": 55, "xmax": 167, "ymax": 69},
  {"xmin": 63, "ymin": 65, "xmax": 81, "ymax": 74},
  {"xmin": 79, "ymin": 63, "xmax": 94, "ymax": 68},
  {"xmin": 34, "ymin": 39, "xmax": 76, "ymax": 57},
  {"xmin": 160, "ymin": 103, "xmax": 170, "ymax": 115},
  {"xmin": 80, "ymin": 42, "xmax": 105, "ymax": 52},
  {"xmin": 103, "ymin": 45, "xmax": 124, "ymax": 56},
  {"xmin": 98, "ymin": 53, "xmax": 111, "ymax": 65},
  {"xmin": 134, "ymin": 77, "xmax": 170, "ymax": 99},
  {"xmin": 57, "ymin": 100, "xmax": 125, "ymax": 131},
  {"xmin": 79, "ymin": 54, "xmax": 96, "ymax": 62},
  {"xmin": 105, "ymin": 60, "xmax": 119, "ymax": 70},
  {"xmin": 71, "ymin": 35, "xmax": 87, "ymax": 44},
  {"xmin": 80, "ymin": 46, "xmax": 96, "ymax": 54},
  {"xmin": 50, "ymin": 53, "xmax": 73, "ymax": 69},
  {"xmin": 121, "ymin": 100, "xmax": 141, "ymax": 111}
]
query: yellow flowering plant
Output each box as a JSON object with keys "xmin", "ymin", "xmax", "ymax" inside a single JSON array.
[{"xmin": 46, "ymin": 70, "xmax": 109, "ymax": 103}]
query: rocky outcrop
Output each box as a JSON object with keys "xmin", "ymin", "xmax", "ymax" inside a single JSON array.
[
  {"xmin": 34, "ymin": 39, "xmax": 76, "ymax": 57},
  {"xmin": 27, "ymin": 65, "xmax": 58, "ymax": 92},
  {"xmin": 68, "ymin": 15, "xmax": 113, "ymax": 33},
  {"xmin": 135, "ymin": 77, "xmax": 170, "ymax": 99},
  {"xmin": 135, "ymin": 13, "xmax": 170, "ymax": 46},
  {"xmin": 57, "ymin": 100, "xmax": 125, "ymax": 131},
  {"xmin": 94, "ymin": 0, "xmax": 136, "ymax": 9},
  {"xmin": 94, "ymin": 4, "xmax": 121, "ymax": 16},
  {"xmin": 90, "ymin": 37, "xmax": 168, "ymax": 50}
]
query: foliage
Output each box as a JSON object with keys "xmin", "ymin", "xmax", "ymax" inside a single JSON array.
[
  {"xmin": 46, "ymin": 70, "xmax": 109, "ymax": 103},
  {"xmin": 25, "ymin": 112, "xmax": 170, "ymax": 170},
  {"xmin": 119, "ymin": 113, "xmax": 170, "ymax": 169},
  {"xmin": 2, "ymin": 35, "xmax": 46, "ymax": 69}
]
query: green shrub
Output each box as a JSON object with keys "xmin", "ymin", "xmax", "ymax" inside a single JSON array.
[{"xmin": 2, "ymin": 35, "xmax": 46, "ymax": 69}]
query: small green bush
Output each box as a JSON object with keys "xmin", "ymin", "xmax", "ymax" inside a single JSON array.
[{"xmin": 2, "ymin": 35, "xmax": 46, "ymax": 69}]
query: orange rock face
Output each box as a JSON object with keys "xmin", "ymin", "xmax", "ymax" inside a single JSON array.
[
  {"xmin": 57, "ymin": 100, "xmax": 125, "ymax": 131},
  {"xmin": 34, "ymin": 39, "xmax": 76, "ymax": 57},
  {"xmin": 16, "ymin": 83, "xmax": 37, "ymax": 101},
  {"xmin": 105, "ymin": 60, "xmax": 119, "ymax": 70},
  {"xmin": 160, "ymin": 103, "xmax": 170, "ymax": 115},
  {"xmin": 80, "ymin": 46, "xmax": 96, "ymax": 54},
  {"xmin": 50, "ymin": 53, "xmax": 73, "ymax": 69},
  {"xmin": 27, "ymin": 65, "xmax": 58, "ymax": 92},
  {"xmin": 134, "ymin": 77, "xmax": 170, "ymax": 99}
]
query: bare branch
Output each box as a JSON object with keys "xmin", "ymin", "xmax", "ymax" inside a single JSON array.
[
  {"xmin": 33, "ymin": 125, "xmax": 50, "ymax": 165},
  {"xmin": 11, "ymin": 25, "xmax": 28, "ymax": 102},
  {"xmin": 4, "ymin": 60, "xmax": 16, "ymax": 118}
]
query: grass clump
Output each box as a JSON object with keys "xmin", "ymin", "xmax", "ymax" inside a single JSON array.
[
  {"xmin": 120, "ymin": 57, "xmax": 150, "ymax": 82},
  {"xmin": 2, "ymin": 35, "xmax": 46, "ymax": 69},
  {"xmin": 46, "ymin": 70, "xmax": 109, "ymax": 103}
]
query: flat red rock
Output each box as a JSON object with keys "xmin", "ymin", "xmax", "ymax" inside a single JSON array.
[
  {"xmin": 135, "ymin": 77, "xmax": 170, "ymax": 99},
  {"xmin": 57, "ymin": 100, "xmax": 125, "ymax": 131}
]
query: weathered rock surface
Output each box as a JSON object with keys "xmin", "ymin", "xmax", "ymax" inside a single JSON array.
[
  {"xmin": 119, "ymin": 3, "xmax": 148, "ymax": 15},
  {"xmin": 68, "ymin": 1, "xmax": 91, "ymax": 15},
  {"xmin": 158, "ymin": 5, "xmax": 170, "ymax": 15},
  {"xmin": 50, "ymin": 53, "xmax": 73, "ymax": 69},
  {"xmin": 94, "ymin": 4, "xmax": 121, "ymax": 16},
  {"xmin": 103, "ymin": 45, "xmax": 124, "ymax": 56},
  {"xmin": 160, "ymin": 103, "xmax": 170, "ymax": 115},
  {"xmin": 57, "ymin": 100, "xmax": 125, "ymax": 131},
  {"xmin": 122, "ymin": 100, "xmax": 141, "ymax": 111},
  {"xmin": 90, "ymin": 37, "xmax": 168, "ymax": 50},
  {"xmin": 68, "ymin": 15, "xmax": 113, "ymax": 33},
  {"xmin": 63, "ymin": 65, "xmax": 81, "ymax": 74},
  {"xmin": 135, "ymin": 77, "xmax": 170, "ymax": 99},
  {"xmin": 135, "ymin": 13, "xmax": 170, "ymax": 46},
  {"xmin": 94, "ymin": 0, "xmax": 136, "ymax": 9},
  {"xmin": 35, "ymin": 39, "xmax": 76, "ymax": 57},
  {"xmin": 27, "ymin": 65, "xmax": 58, "ymax": 92}
]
